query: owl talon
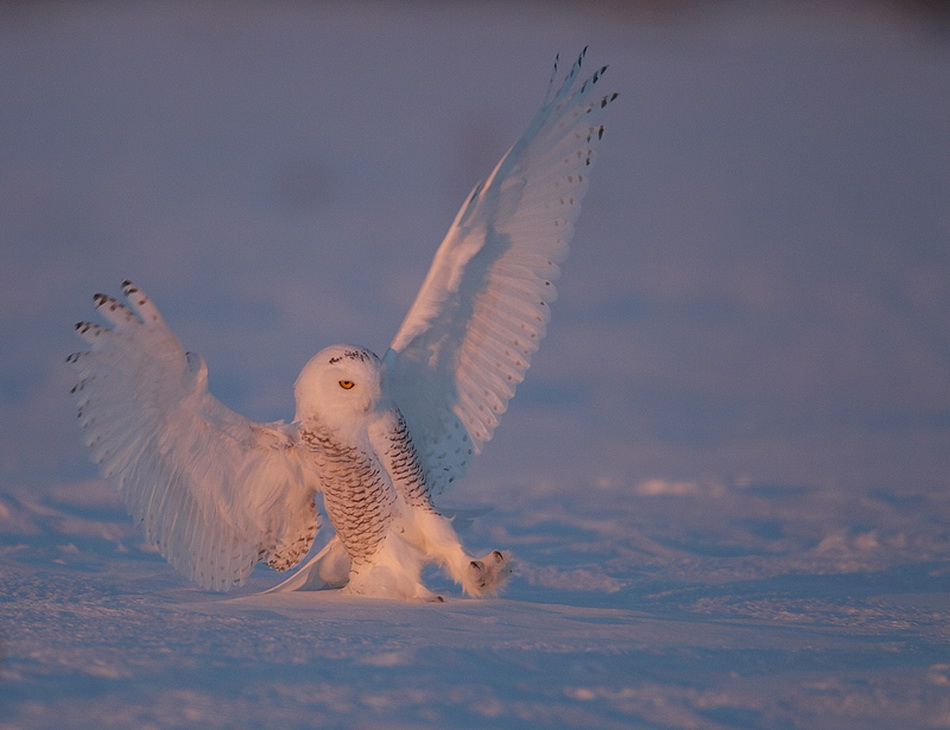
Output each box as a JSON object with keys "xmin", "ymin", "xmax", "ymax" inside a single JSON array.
[{"xmin": 465, "ymin": 550, "xmax": 511, "ymax": 596}]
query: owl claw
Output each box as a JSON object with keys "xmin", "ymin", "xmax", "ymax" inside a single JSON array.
[{"xmin": 466, "ymin": 550, "xmax": 511, "ymax": 596}]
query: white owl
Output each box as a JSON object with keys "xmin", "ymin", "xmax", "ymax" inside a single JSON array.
[{"xmin": 69, "ymin": 49, "xmax": 615, "ymax": 601}]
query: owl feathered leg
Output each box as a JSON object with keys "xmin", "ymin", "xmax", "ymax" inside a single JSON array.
[
  {"xmin": 266, "ymin": 534, "xmax": 440, "ymax": 600},
  {"xmin": 333, "ymin": 509, "xmax": 511, "ymax": 600},
  {"xmin": 407, "ymin": 509, "xmax": 511, "ymax": 597},
  {"xmin": 343, "ymin": 534, "xmax": 444, "ymax": 602},
  {"xmin": 266, "ymin": 507, "xmax": 510, "ymax": 600}
]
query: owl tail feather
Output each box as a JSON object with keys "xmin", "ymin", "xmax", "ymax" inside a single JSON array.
[{"xmin": 263, "ymin": 536, "xmax": 351, "ymax": 593}]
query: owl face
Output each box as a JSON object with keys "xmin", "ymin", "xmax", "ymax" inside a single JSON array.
[{"xmin": 294, "ymin": 345, "xmax": 384, "ymax": 424}]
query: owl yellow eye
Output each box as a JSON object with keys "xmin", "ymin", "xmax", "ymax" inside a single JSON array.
[{"xmin": 338, "ymin": 380, "xmax": 355, "ymax": 390}]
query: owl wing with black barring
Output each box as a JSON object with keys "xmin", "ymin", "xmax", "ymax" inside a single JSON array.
[
  {"xmin": 68, "ymin": 281, "xmax": 323, "ymax": 591},
  {"xmin": 384, "ymin": 48, "xmax": 616, "ymax": 495}
]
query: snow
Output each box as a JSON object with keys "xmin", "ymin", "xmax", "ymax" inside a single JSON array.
[{"xmin": 2, "ymin": 1, "xmax": 950, "ymax": 727}]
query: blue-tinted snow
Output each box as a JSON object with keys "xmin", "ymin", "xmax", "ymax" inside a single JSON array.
[{"xmin": 1, "ymin": 1, "xmax": 949, "ymax": 728}]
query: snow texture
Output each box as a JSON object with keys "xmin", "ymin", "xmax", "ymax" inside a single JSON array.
[{"xmin": 2, "ymin": 1, "xmax": 950, "ymax": 728}]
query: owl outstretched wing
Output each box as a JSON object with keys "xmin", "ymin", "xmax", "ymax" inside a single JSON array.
[
  {"xmin": 384, "ymin": 49, "xmax": 616, "ymax": 494},
  {"xmin": 68, "ymin": 282, "xmax": 321, "ymax": 591}
]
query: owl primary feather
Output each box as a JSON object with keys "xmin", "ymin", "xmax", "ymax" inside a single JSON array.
[{"xmin": 69, "ymin": 49, "xmax": 616, "ymax": 601}]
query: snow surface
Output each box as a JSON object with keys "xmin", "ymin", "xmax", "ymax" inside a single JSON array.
[{"xmin": 2, "ymin": 1, "xmax": 950, "ymax": 727}]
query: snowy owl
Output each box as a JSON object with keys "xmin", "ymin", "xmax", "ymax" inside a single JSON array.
[{"xmin": 69, "ymin": 49, "xmax": 616, "ymax": 601}]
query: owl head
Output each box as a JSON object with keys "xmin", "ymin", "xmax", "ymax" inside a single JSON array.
[{"xmin": 294, "ymin": 344, "xmax": 385, "ymax": 425}]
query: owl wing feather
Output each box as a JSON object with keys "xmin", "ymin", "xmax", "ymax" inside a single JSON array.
[
  {"xmin": 384, "ymin": 49, "xmax": 616, "ymax": 494},
  {"xmin": 69, "ymin": 282, "xmax": 321, "ymax": 591}
]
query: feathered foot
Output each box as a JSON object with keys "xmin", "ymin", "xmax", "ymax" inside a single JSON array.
[{"xmin": 465, "ymin": 550, "xmax": 511, "ymax": 596}]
